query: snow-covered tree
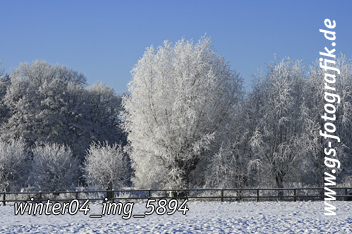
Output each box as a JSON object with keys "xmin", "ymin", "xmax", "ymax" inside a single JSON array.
[
  {"xmin": 1, "ymin": 60, "xmax": 126, "ymax": 164},
  {"xmin": 205, "ymin": 96, "xmax": 260, "ymax": 189},
  {"xmin": 0, "ymin": 61, "xmax": 3, "ymax": 77},
  {"xmin": 86, "ymin": 82, "xmax": 125, "ymax": 144},
  {"xmin": 83, "ymin": 142, "xmax": 129, "ymax": 190},
  {"xmin": 249, "ymin": 58, "xmax": 308, "ymax": 195},
  {"xmin": 123, "ymin": 36, "xmax": 243, "ymax": 189},
  {"xmin": 11, "ymin": 60, "xmax": 86, "ymax": 87},
  {"xmin": 30, "ymin": 142, "xmax": 79, "ymax": 192},
  {"xmin": 305, "ymin": 55, "xmax": 352, "ymax": 186},
  {"xmin": 1, "ymin": 75, "xmax": 37, "ymax": 145},
  {"xmin": 35, "ymin": 78, "xmax": 91, "ymax": 161},
  {"xmin": 1, "ymin": 60, "xmax": 87, "ymax": 149},
  {"xmin": 332, "ymin": 55, "xmax": 352, "ymax": 181},
  {"xmin": 0, "ymin": 70, "xmax": 11, "ymax": 126},
  {"xmin": 0, "ymin": 139, "xmax": 29, "ymax": 192}
]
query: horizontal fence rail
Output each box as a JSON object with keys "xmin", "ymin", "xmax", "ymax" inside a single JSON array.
[{"xmin": 1, "ymin": 187, "xmax": 352, "ymax": 205}]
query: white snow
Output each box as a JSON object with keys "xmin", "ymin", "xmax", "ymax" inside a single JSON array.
[{"xmin": 0, "ymin": 201, "xmax": 351, "ymax": 233}]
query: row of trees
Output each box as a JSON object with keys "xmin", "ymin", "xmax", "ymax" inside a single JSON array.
[
  {"xmin": 0, "ymin": 60, "xmax": 126, "ymax": 161},
  {"xmin": 0, "ymin": 60, "xmax": 129, "ymax": 192},
  {"xmin": 124, "ymin": 37, "xmax": 352, "ymax": 191},
  {"xmin": 0, "ymin": 139, "xmax": 128, "ymax": 192},
  {"xmin": 1, "ymin": 36, "xmax": 351, "ymax": 192}
]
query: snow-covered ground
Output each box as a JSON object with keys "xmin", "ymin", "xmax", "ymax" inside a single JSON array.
[{"xmin": 0, "ymin": 201, "xmax": 351, "ymax": 233}]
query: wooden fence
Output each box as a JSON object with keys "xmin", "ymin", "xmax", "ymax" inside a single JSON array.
[{"xmin": 2, "ymin": 187, "xmax": 352, "ymax": 205}]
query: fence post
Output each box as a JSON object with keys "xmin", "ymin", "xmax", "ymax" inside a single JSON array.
[
  {"xmin": 294, "ymin": 189, "xmax": 296, "ymax": 202},
  {"xmin": 2, "ymin": 193, "xmax": 5, "ymax": 206},
  {"xmin": 257, "ymin": 189, "xmax": 259, "ymax": 202},
  {"xmin": 321, "ymin": 188, "xmax": 324, "ymax": 200},
  {"xmin": 148, "ymin": 190, "xmax": 151, "ymax": 199},
  {"xmin": 39, "ymin": 191, "xmax": 42, "ymax": 202},
  {"xmin": 221, "ymin": 189, "xmax": 224, "ymax": 202},
  {"xmin": 76, "ymin": 191, "xmax": 79, "ymax": 200},
  {"xmin": 106, "ymin": 189, "xmax": 114, "ymax": 201}
]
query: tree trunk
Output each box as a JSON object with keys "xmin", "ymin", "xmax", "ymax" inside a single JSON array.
[
  {"xmin": 106, "ymin": 181, "xmax": 113, "ymax": 200},
  {"xmin": 275, "ymin": 172, "xmax": 284, "ymax": 200}
]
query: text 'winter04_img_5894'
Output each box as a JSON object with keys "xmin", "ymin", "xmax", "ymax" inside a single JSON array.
[{"xmin": 13, "ymin": 198, "xmax": 189, "ymax": 220}]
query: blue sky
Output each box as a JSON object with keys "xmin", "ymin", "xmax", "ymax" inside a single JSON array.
[{"xmin": 1, "ymin": 0, "xmax": 352, "ymax": 94}]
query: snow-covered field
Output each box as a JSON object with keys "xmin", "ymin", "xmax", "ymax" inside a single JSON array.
[{"xmin": 0, "ymin": 201, "xmax": 351, "ymax": 233}]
